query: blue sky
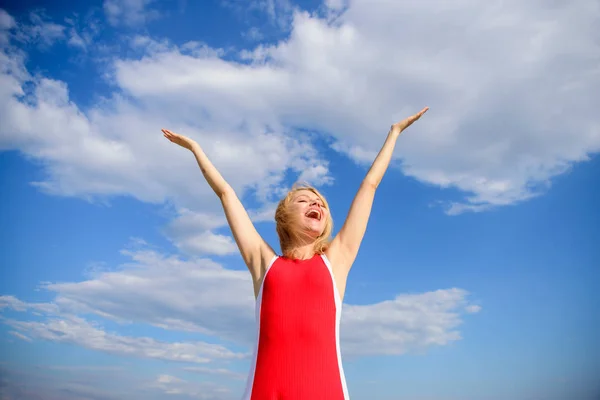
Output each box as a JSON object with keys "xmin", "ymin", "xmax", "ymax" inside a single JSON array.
[{"xmin": 0, "ymin": 0, "xmax": 599, "ymax": 399}]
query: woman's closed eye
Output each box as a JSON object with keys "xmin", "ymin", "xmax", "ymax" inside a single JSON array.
[{"xmin": 297, "ymin": 197, "xmax": 324, "ymax": 207}]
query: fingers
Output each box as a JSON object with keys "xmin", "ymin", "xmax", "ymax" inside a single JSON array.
[
  {"xmin": 408, "ymin": 107, "xmax": 429, "ymax": 124},
  {"xmin": 162, "ymin": 128, "xmax": 176, "ymax": 143},
  {"xmin": 415, "ymin": 107, "xmax": 429, "ymax": 118}
]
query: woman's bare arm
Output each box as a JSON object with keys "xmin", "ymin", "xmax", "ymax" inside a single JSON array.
[
  {"xmin": 326, "ymin": 107, "xmax": 428, "ymax": 273},
  {"xmin": 163, "ymin": 129, "xmax": 275, "ymax": 280}
]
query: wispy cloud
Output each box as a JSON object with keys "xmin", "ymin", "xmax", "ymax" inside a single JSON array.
[
  {"xmin": 152, "ymin": 374, "xmax": 232, "ymax": 398},
  {"xmin": 63, "ymin": 14, "xmax": 101, "ymax": 52},
  {"xmin": 0, "ymin": 244, "xmax": 481, "ymax": 357},
  {"xmin": 8, "ymin": 330, "xmax": 32, "ymax": 342},
  {"xmin": 12, "ymin": 10, "xmax": 66, "ymax": 48},
  {"xmin": 3, "ymin": 310, "xmax": 246, "ymax": 364},
  {"xmin": 222, "ymin": 0, "xmax": 297, "ymax": 32},
  {"xmin": 183, "ymin": 365, "xmax": 246, "ymax": 380},
  {"xmin": 103, "ymin": 0, "xmax": 161, "ymax": 27},
  {"xmin": 0, "ymin": 364, "xmax": 232, "ymax": 400}
]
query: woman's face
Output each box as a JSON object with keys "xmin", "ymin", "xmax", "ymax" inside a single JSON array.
[{"xmin": 289, "ymin": 190, "xmax": 329, "ymax": 238}]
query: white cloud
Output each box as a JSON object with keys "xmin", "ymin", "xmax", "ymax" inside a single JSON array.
[
  {"xmin": 0, "ymin": 19, "xmax": 333, "ymax": 250},
  {"xmin": 167, "ymin": 208, "xmax": 229, "ymax": 232},
  {"xmin": 171, "ymin": 230, "xmax": 238, "ymax": 256},
  {"xmin": 243, "ymin": 26, "xmax": 264, "ymax": 42},
  {"xmin": 254, "ymin": 0, "xmax": 295, "ymax": 30},
  {"xmin": 38, "ymin": 249, "xmax": 259, "ymax": 344},
  {"xmin": 8, "ymin": 330, "xmax": 32, "ymax": 342},
  {"xmin": 103, "ymin": 0, "xmax": 160, "ymax": 27},
  {"xmin": 153, "ymin": 374, "xmax": 232, "ymax": 399},
  {"xmin": 223, "ymin": 0, "xmax": 297, "ymax": 32},
  {"xmin": 110, "ymin": 1, "xmax": 599, "ymax": 213},
  {"xmin": 2, "ymin": 311, "xmax": 245, "ymax": 364},
  {"xmin": 0, "ymin": 294, "xmax": 59, "ymax": 314},
  {"xmin": 183, "ymin": 366, "xmax": 246, "ymax": 380},
  {"xmin": 1, "ymin": 245, "xmax": 481, "ymax": 357},
  {"xmin": 324, "ymin": 0, "xmax": 346, "ymax": 12},
  {"xmin": 248, "ymin": 203, "xmax": 277, "ymax": 223},
  {"xmin": 63, "ymin": 16, "xmax": 100, "ymax": 51},
  {"xmin": 12, "ymin": 10, "xmax": 66, "ymax": 48},
  {"xmin": 0, "ymin": 364, "xmax": 233, "ymax": 400},
  {"xmin": 0, "ymin": 9, "xmax": 15, "ymax": 31},
  {"xmin": 1, "ymin": 292, "xmax": 246, "ymax": 365},
  {"xmin": 465, "ymin": 304, "xmax": 482, "ymax": 314},
  {"xmin": 44, "ymin": 365, "xmax": 125, "ymax": 372},
  {"xmin": 162, "ymin": 204, "xmax": 278, "ymax": 257},
  {"xmin": 0, "ymin": 365, "xmax": 122, "ymax": 400},
  {"xmin": 0, "ymin": 2, "xmax": 597, "ymax": 256},
  {"xmin": 0, "ymin": 8, "xmax": 99, "ymax": 54},
  {"xmin": 3, "ymin": 0, "xmax": 593, "ymax": 235},
  {"xmin": 66, "ymin": 28, "xmax": 86, "ymax": 49},
  {"xmin": 164, "ymin": 209, "xmax": 237, "ymax": 256},
  {"xmin": 341, "ymin": 288, "xmax": 481, "ymax": 357}
]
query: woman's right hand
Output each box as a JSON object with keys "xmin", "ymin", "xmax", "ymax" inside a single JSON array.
[
  {"xmin": 390, "ymin": 107, "xmax": 429, "ymax": 136},
  {"xmin": 162, "ymin": 129, "xmax": 197, "ymax": 151}
]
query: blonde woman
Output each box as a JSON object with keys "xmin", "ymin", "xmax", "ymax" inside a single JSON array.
[{"xmin": 162, "ymin": 106, "xmax": 428, "ymax": 400}]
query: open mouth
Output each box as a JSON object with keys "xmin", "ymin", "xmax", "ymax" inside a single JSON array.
[{"xmin": 305, "ymin": 209, "xmax": 321, "ymax": 221}]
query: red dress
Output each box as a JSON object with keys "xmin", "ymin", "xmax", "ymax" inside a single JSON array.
[{"xmin": 241, "ymin": 254, "xmax": 349, "ymax": 400}]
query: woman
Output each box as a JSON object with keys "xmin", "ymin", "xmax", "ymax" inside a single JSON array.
[{"xmin": 162, "ymin": 106, "xmax": 428, "ymax": 400}]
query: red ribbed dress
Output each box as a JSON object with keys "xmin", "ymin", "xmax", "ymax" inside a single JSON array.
[{"xmin": 241, "ymin": 254, "xmax": 349, "ymax": 400}]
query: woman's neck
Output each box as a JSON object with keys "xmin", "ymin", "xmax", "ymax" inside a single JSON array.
[{"xmin": 285, "ymin": 243, "xmax": 316, "ymax": 260}]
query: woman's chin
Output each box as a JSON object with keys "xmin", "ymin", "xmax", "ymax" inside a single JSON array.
[{"xmin": 301, "ymin": 226, "xmax": 323, "ymax": 239}]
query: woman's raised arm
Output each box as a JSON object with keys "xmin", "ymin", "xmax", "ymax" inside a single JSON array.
[
  {"xmin": 326, "ymin": 107, "xmax": 428, "ymax": 274},
  {"xmin": 163, "ymin": 129, "xmax": 275, "ymax": 282}
]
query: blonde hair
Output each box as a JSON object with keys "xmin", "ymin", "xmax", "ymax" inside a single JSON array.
[{"xmin": 274, "ymin": 182, "xmax": 333, "ymax": 259}]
